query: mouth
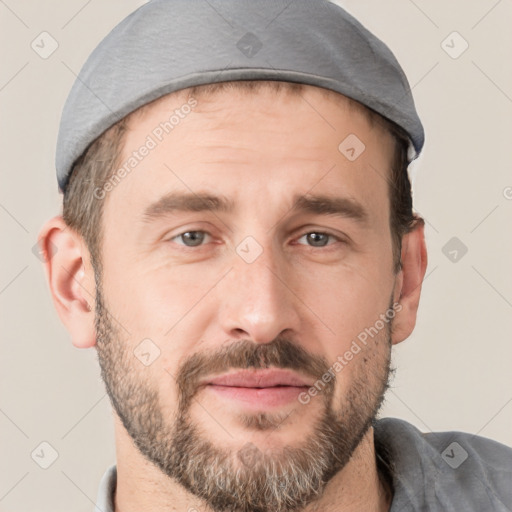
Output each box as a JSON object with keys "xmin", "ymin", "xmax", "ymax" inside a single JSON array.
[{"xmin": 201, "ymin": 369, "xmax": 312, "ymax": 408}]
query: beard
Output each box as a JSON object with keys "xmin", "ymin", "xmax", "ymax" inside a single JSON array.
[{"xmin": 94, "ymin": 281, "xmax": 393, "ymax": 512}]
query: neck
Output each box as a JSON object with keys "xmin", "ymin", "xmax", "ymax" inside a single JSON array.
[{"xmin": 113, "ymin": 416, "xmax": 391, "ymax": 512}]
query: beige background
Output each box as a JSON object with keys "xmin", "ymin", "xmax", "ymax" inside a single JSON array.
[{"xmin": 1, "ymin": 1, "xmax": 511, "ymax": 510}]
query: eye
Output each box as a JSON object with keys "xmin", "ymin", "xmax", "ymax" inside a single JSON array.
[
  {"xmin": 296, "ymin": 232, "xmax": 339, "ymax": 248},
  {"xmin": 170, "ymin": 230, "xmax": 212, "ymax": 247}
]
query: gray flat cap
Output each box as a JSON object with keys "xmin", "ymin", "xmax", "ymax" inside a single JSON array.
[{"xmin": 56, "ymin": 0, "xmax": 424, "ymax": 193}]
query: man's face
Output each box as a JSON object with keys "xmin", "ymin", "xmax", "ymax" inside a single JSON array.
[{"xmin": 95, "ymin": 84, "xmax": 399, "ymax": 512}]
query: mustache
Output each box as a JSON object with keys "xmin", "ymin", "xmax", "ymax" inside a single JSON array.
[{"xmin": 175, "ymin": 337, "xmax": 334, "ymax": 411}]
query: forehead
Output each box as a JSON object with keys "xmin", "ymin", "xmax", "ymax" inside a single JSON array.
[{"xmin": 105, "ymin": 83, "xmax": 395, "ymax": 224}]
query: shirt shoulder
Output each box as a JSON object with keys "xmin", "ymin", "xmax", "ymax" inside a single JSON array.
[
  {"xmin": 94, "ymin": 463, "xmax": 117, "ymax": 512},
  {"xmin": 374, "ymin": 417, "xmax": 512, "ymax": 512}
]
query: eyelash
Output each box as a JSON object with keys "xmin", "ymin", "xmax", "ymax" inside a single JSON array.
[{"xmin": 168, "ymin": 230, "xmax": 344, "ymax": 250}]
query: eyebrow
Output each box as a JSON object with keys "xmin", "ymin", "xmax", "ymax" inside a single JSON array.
[
  {"xmin": 142, "ymin": 192, "xmax": 234, "ymax": 221},
  {"xmin": 290, "ymin": 193, "xmax": 369, "ymax": 225},
  {"xmin": 142, "ymin": 191, "xmax": 369, "ymax": 225}
]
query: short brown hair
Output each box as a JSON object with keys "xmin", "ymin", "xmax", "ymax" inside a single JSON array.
[{"xmin": 62, "ymin": 81, "xmax": 422, "ymax": 274}]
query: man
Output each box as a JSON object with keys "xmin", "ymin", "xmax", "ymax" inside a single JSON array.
[{"xmin": 38, "ymin": 0, "xmax": 512, "ymax": 511}]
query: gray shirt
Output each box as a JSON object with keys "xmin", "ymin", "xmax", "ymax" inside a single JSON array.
[{"xmin": 94, "ymin": 417, "xmax": 512, "ymax": 511}]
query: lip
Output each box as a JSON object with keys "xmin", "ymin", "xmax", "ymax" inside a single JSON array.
[
  {"xmin": 206, "ymin": 384, "xmax": 308, "ymax": 408},
  {"xmin": 203, "ymin": 369, "xmax": 313, "ymax": 388}
]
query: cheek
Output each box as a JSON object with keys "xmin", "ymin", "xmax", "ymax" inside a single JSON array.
[
  {"xmin": 292, "ymin": 261, "xmax": 395, "ymax": 398},
  {"xmin": 296, "ymin": 259, "xmax": 394, "ymax": 340},
  {"xmin": 101, "ymin": 247, "xmax": 214, "ymax": 338}
]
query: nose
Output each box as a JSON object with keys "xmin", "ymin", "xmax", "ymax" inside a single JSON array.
[{"xmin": 217, "ymin": 241, "xmax": 302, "ymax": 344}]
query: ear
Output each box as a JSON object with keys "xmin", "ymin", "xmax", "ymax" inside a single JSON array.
[
  {"xmin": 37, "ymin": 216, "xmax": 97, "ymax": 348},
  {"xmin": 391, "ymin": 218, "xmax": 428, "ymax": 345}
]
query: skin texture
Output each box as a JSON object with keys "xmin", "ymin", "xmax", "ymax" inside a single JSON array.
[{"xmin": 40, "ymin": 84, "xmax": 427, "ymax": 512}]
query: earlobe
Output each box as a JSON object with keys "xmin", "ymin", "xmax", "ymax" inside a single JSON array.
[
  {"xmin": 38, "ymin": 216, "xmax": 97, "ymax": 348},
  {"xmin": 391, "ymin": 218, "xmax": 428, "ymax": 345}
]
